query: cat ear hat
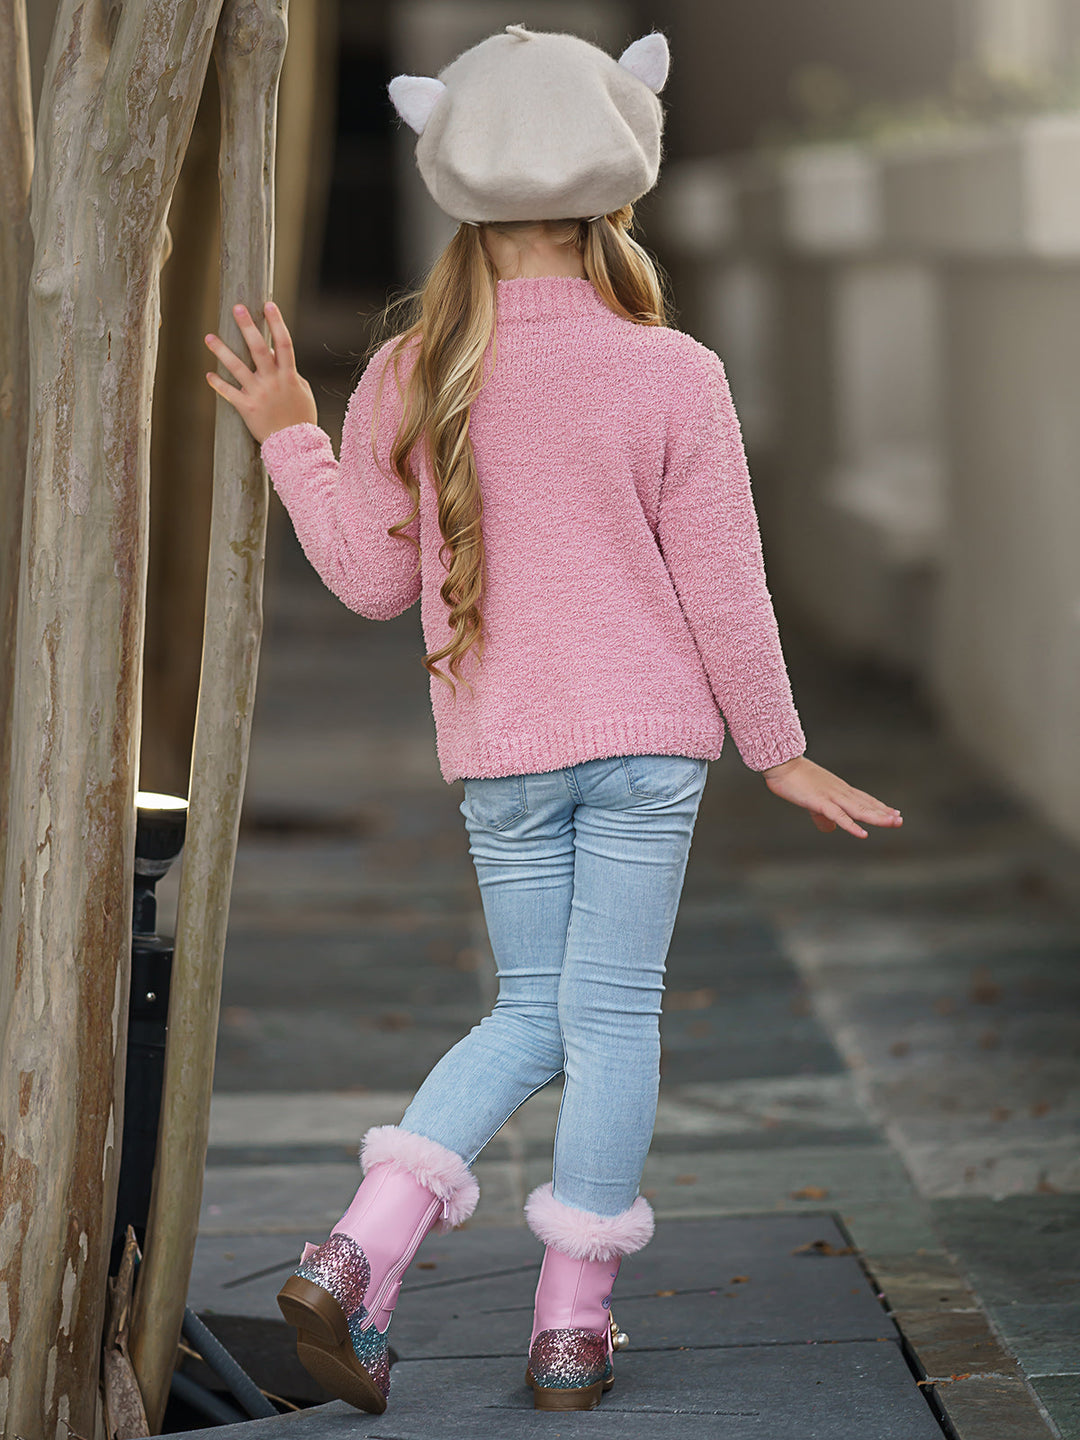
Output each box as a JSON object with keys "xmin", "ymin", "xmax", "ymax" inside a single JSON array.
[{"xmin": 387, "ymin": 23, "xmax": 671, "ymax": 224}]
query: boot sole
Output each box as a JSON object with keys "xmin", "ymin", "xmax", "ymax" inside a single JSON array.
[
  {"xmin": 526, "ymin": 1368, "xmax": 613, "ymax": 1411},
  {"xmin": 277, "ymin": 1274, "xmax": 348, "ymax": 1347},
  {"xmin": 295, "ymin": 1329, "xmax": 388, "ymax": 1414}
]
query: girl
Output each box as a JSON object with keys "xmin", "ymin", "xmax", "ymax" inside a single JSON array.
[{"xmin": 204, "ymin": 24, "xmax": 902, "ymax": 1415}]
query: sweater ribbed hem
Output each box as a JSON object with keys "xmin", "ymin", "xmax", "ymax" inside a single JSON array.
[
  {"xmin": 435, "ymin": 711, "xmax": 804, "ymax": 783},
  {"xmin": 440, "ymin": 714, "xmax": 721, "ymax": 783}
]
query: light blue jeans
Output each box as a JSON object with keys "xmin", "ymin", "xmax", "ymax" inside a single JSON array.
[{"xmin": 400, "ymin": 753, "xmax": 708, "ymax": 1217}]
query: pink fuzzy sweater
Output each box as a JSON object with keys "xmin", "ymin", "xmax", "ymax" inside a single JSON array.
[{"xmin": 260, "ymin": 275, "xmax": 806, "ymax": 783}]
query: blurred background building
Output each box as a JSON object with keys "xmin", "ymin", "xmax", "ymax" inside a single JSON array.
[{"xmin": 23, "ymin": 0, "xmax": 1080, "ymax": 843}]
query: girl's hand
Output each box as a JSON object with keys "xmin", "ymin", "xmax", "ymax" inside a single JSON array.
[
  {"xmin": 204, "ymin": 301, "xmax": 318, "ymax": 444},
  {"xmin": 760, "ymin": 755, "xmax": 903, "ymax": 839}
]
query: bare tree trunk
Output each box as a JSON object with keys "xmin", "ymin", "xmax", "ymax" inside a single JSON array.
[
  {"xmin": 0, "ymin": 3, "xmax": 223, "ymax": 1434},
  {"xmin": 128, "ymin": 0, "xmax": 288, "ymax": 1426},
  {"xmin": 0, "ymin": 0, "xmax": 33, "ymax": 974}
]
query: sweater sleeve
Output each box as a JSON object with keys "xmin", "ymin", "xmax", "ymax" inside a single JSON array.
[
  {"xmin": 259, "ymin": 338, "xmax": 421, "ymax": 620},
  {"xmin": 657, "ymin": 347, "xmax": 807, "ymax": 772}
]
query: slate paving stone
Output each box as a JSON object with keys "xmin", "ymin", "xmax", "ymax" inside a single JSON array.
[
  {"xmin": 385, "ymin": 1216, "xmax": 895, "ymax": 1359},
  {"xmin": 177, "ymin": 1344, "xmax": 945, "ymax": 1440},
  {"xmin": 1030, "ymin": 1376, "xmax": 1080, "ymax": 1440},
  {"xmin": 187, "ymin": 1217, "xmax": 943, "ymax": 1437},
  {"xmin": 928, "ymin": 1197, "xmax": 1080, "ymax": 1379},
  {"xmin": 213, "ymin": 1012, "xmax": 483, "ymax": 1094},
  {"xmin": 196, "ymin": 1158, "xmax": 522, "ymax": 1237},
  {"xmin": 973, "ymin": 1302, "xmax": 1080, "ymax": 1376},
  {"xmin": 932, "ymin": 1375, "xmax": 1070, "ymax": 1440},
  {"xmin": 929, "ymin": 1196, "xmax": 1080, "ymax": 1307}
]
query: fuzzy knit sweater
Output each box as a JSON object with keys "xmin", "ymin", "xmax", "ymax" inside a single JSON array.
[{"xmin": 260, "ymin": 274, "xmax": 807, "ymax": 783}]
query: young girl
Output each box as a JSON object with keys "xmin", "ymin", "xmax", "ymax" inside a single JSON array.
[{"xmin": 205, "ymin": 24, "xmax": 902, "ymax": 1415}]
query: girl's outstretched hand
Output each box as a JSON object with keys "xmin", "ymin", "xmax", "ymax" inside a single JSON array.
[
  {"xmin": 760, "ymin": 755, "xmax": 903, "ymax": 839},
  {"xmin": 204, "ymin": 301, "xmax": 318, "ymax": 444}
]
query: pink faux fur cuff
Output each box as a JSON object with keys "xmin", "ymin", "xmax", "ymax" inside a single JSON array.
[
  {"xmin": 361, "ymin": 1125, "xmax": 479, "ymax": 1231},
  {"xmin": 524, "ymin": 1183, "xmax": 655, "ymax": 1261}
]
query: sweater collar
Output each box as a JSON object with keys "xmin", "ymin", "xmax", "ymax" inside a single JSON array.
[{"xmin": 494, "ymin": 274, "xmax": 615, "ymax": 322}]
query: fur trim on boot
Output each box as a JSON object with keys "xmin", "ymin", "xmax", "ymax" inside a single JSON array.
[
  {"xmin": 525, "ymin": 1183, "xmax": 654, "ymax": 1262},
  {"xmin": 361, "ymin": 1125, "xmax": 479, "ymax": 1231}
]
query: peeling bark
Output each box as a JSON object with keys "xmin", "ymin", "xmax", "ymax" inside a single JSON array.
[
  {"xmin": 0, "ymin": 3, "xmax": 224, "ymax": 1435},
  {"xmin": 0, "ymin": 0, "xmax": 33, "ymax": 971},
  {"xmin": 127, "ymin": 0, "xmax": 288, "ymax": 1427}
]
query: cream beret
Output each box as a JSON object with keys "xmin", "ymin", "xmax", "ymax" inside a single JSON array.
[{"xmin": 388, "ymin": 24, "xmax": 670, "ymax": 224}]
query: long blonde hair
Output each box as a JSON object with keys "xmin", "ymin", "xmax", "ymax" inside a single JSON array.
[{"xmin": 366, "ymin": 205, "xmax": 674, "ymax": 691}]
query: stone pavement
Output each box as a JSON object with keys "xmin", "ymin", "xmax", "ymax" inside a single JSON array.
[{"xmin": 160, "ymin": 451, "xmax": 1078, "ymax": 1436}]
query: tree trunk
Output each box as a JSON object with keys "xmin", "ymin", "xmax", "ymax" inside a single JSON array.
[
  {"xmin": 0, "ymin": 0, "xmax": 33, "ymax": 976},
  {"xmin": 0, "ymin": 2, "xmax": 224, "ymax": 1434},
  {"xmin": 128, "ymin": 0, "xmax": 288, "ymax": 1426}
]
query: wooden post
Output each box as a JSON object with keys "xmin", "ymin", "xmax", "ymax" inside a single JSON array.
[
  {"xmin": 0, "ymin": 2, "xmax": 223, "ymax": 1434},
  {"xmin": 0, "ymin": 0, "xmax": 33, "ymax": 957},
  {"xmin": 128, "ymin": 0, "xmax": 288, "ymax": 1426}
]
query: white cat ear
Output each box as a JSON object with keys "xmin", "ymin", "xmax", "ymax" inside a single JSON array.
[
  {"xmin": 617, "ymin": 32, "xmax": 670, "ymax": 94},
  {"xmin": 388, "ymin": 75, "xmax": 446, "ymax": 134}
]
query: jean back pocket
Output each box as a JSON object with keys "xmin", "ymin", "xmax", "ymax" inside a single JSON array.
[{"xmin": 461, "ymin": 773, "xmax": 529, "ymax": 831}]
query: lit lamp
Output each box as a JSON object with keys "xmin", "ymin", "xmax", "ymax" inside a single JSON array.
[{"xmin": 110, "ymin": 791, "xmax": 189, "ymax": 1274}]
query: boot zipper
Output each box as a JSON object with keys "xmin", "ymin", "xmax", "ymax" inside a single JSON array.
[{"xmin": 360, "ymin": 1196, "xmax": 444, "ymax": 1330}]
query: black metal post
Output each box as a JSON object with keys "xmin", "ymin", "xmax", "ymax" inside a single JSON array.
[{"xmin": 110, "ymin": 793, "xmax": 188, "ymax": 1275}]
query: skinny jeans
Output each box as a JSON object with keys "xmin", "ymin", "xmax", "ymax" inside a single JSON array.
[{"xmin": 400, "ymin": 753, "xmax": 708, "ymax": 1217}]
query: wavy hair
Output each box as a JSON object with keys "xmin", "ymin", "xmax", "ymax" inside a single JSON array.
[{"xmin": 364, "ymin": 204, "xmax": 674, "ymax": 691}]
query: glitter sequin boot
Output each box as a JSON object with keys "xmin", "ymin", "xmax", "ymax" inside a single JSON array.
[
  {"xmin": 523, "ymin": 1182, "xmax": 654, "ymax": 1410},
  {"xmin": 277, "ymin": 1125, "xmax": 479, "ymax": 1413}
]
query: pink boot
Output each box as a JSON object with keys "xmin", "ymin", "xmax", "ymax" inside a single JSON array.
[
  {"xmin": 277, "ymin": 1126, "xmax": 478, "ymax": 1413},
  {"xmin": 524, "ymin": 1182, "xmax": 654, "ymax": 1410}
]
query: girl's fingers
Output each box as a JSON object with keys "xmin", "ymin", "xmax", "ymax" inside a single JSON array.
[
  {"xmin": 205, "ymin": 370, "xmax": 246, "ymax": 411},
  {"xmin": 232, "ymin": 303, "xmax": 274, "ymax": 370},
  {"xmin": 205, "ymin": 332, "xmax": 254, "ymax": 387},
  {"xmin": 822, "ymin": 800, "xmax": 868, "ymax": 839},
  {"xmin": 264, "ymin": 301, "xmax": 296, "ymax": 368}
]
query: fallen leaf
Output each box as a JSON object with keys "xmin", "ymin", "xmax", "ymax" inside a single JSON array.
[
  {"xmin": 791, "ymin": 1185, "xmax": 829, "ymax": 1200},
  {"xmin": 675, "ymin": 1174, "xmax": 698, "ymax": 1185},
  {"xmin": 1030, "ymin": 1100, "xmax": 1051, "ymax": 1117},
  {"xmin": 729, "ymin": 1275, "xmax": 749, "ymax": 1283},
  {"xmin": 889, "ymin": 1039, "xmax": 910, "ymax": 1057},
  {"xmin": 378, "ymin": 1011, "xmax": 414, "ymax": 1031},
  {"xmin": 990, "ymin": 1106, "xmax": 1011, "ymax": 1122},
  {"xmin": 969, "ymin": 967, "xmax": 1000, "ymax": 1005},
  {"xmin": 416, "ymin": 1262, "xmax": 437, "ymax": 1270},
  {"xmin": 792, "ymin": 1239, "xmax": 855, "ymax": 1257},
  {"xmin": 655, "ymin": 1289, "xmax": 677, "ymax": 1298},
  {"xmin": 665, "ymin": 987, "xmax": 715, "ymax": 1011}
]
